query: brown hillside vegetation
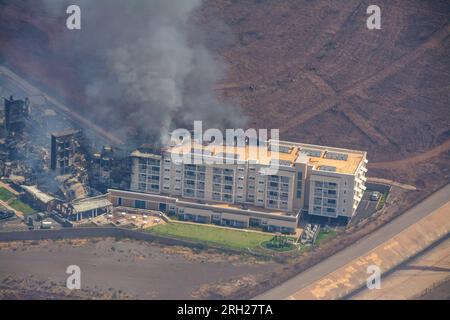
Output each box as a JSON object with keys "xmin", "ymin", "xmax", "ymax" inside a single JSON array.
[
  {"xmin": 202, "ymin": 0, "xmax": 450, "ymax": 188},
  {"xmin": 0, "ymin": 0, "xmax": 449, "ymax": 189}
]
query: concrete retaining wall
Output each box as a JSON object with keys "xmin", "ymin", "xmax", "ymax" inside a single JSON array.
[{"xmin": 365, "ymin": 182, "xmax": 391, "ymax": 194}]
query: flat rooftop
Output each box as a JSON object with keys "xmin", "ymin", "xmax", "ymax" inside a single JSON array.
[
  {"xmin": 72, "ymin": 196, "xmax": 112, "ymax": 213},
  {"xmin": 294, "ymin": 141, "xmax": 366, "ymax": 174},
  {"xmin": 22, "ymin": 185, "xmax": 55, "ymax": 204},
  {"xmin": 51, "ymin": 129, "xmax": 79, "ymax": 138},
  {"xmin": 131, "ymin": 149, "xmax": 162, "ymax": 159},
  {"xmin": 133, "ymin": 139, "xmax": 367, "ymax": 175}
]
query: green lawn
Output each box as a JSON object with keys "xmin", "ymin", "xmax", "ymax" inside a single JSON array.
[
  {"xmin": 145, "ymin": 222, "xmax": 274, "ymax": 250},
  {"xmin": 9, "ymin": 198, "xmax": 35, "ymax": 215},
  {"xmin": 0, "ymin": 187, "xmax": 15, "ymax": 201},
  {"xmin": 376, "ymin": 190, "xmax": 390, "ymax": 211},
  {"xmin": 315, "ymin": 229, "xmax": 338, "ymax": 246},
  {"xmin": 0, "ymin": 187, "xmax": 36, "ymax": 216}
]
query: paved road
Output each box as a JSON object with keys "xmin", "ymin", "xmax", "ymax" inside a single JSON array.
[
  {"xmin": 351, "ymin": 191, "xmax": 378, "ymax": 225},
  {"xmin": 350, "ymin": 237, "xmax": 450, "ymax": 300},
  {"xmin": 255, "ymin": 184, "xmax": 450, "ymax": 299}
]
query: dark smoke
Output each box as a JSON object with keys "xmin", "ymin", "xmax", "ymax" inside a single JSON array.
[{"xmin": 41, "ymin": 0, "xmax": 246, "ymax": 146}]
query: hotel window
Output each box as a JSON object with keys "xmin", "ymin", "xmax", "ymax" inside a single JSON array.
[
  {"xmin": 134, "ymin": 200, "xmax": 146, "ymax": 209},
  {"xmin": 197, "ymin": 181, "xmax": 205, "ymax": 188},
  {"xmin": 117, "ymin": 197, "xmax": 122, "ymax": 206},
  {"xmin": 196, "ymin": 191, "xmax": 205, "ymax": 198},
  {"xmin": 296, "ymin": 171, "xmax": 303, "ymax": 198}
]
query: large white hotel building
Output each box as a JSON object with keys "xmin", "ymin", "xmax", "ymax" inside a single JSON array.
[{"xmin": 109, "ymin": 140, "xmax": 368, "ymax": 234}]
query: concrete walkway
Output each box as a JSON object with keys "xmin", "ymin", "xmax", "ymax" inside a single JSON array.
[
  {"xmin": 0, "ymin": 199, "xmax": 23, "ymax": 219},
  {"xmin": 0, "ymin": 181, "xmax": 20, "ymax": 196}
]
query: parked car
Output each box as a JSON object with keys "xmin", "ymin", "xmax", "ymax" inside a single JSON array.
[
  {"xmin": 370, "ymin": 192, "xmax": 381, "ymax": 201},
  {"xmin": 0, "ymin": 209, "xmax": 14, "ymax": 220}
]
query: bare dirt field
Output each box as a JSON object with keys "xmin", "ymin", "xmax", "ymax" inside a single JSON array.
[
  {"xmin": 203, "ymin": 0, "xmax": 450, "ymax": 191},
  {"xmin": 0, "ymin": 238, "xmax": 277, "ymax": 299}
]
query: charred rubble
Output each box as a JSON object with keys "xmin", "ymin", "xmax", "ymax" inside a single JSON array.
[{"xmin": 0, "ymin": 94, "xmax": 134, "ymax": 221}]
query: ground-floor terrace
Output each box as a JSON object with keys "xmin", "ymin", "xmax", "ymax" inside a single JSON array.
[{"xmin": 108, "ymin": 189, "xmax": 299, "ymax": 234}]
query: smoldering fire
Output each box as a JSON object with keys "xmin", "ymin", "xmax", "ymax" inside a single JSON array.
[{"xmin": 39, "ymin": 0, "xmax": 246, "ymax": 146}]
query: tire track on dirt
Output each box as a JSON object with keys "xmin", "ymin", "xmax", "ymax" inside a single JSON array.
[
  {"xmin": 369, "ymin": 138, "xmax": 450, "ymax": 170},
  {"xmin": 280, "ymin": 23, "xmax": 450, "ymax": 134}
]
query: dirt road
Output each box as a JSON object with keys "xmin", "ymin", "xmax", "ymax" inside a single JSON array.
[
  {"xmin": 0, "ymin": 238, "xmax": 275, "ymax": 299},
  {"xmin": 280, "ymin": 23, "xmax": 450, "ymax": 134},
  {"xmin": 369, "ymin": 138, "xmax": 450, "ymax": 170}
]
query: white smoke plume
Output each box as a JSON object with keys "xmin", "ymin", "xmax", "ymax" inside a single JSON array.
[{"xmin": 41, "ymin": 0, "xmax": 246, "ymax": 146}]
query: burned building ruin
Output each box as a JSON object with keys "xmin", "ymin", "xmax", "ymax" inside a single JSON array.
[
  {"xmin": 4, "ymin": 96, "xmax": 30, "ymax": 136},
  {"xmin": 50, "ymin": 129, "xmax": 81, "ymax": 175}
]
